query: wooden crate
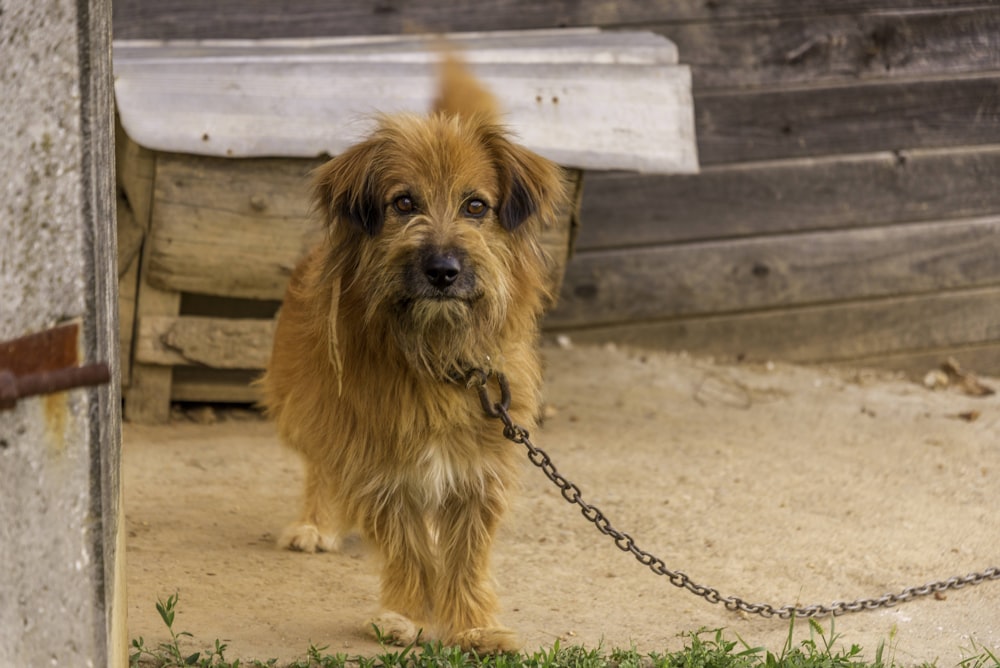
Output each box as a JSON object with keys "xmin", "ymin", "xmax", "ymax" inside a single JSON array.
[{"xmin": 118, "ymin": 136, "xmax": 582, "ymax": 422}]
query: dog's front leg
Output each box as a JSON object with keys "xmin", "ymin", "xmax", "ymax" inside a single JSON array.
[
  {"xmin": 365, "ymin": 493, "xmax": 435, "ymax": 646},
  {"xmin": 433, "ymin": 486, "xmax": 520, "ymax": 653},
  {"xmin": 279, "ymin": 458, "xmax": 343, "ymax": 553}
]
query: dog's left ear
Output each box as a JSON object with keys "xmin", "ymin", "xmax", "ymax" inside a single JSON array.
[
  {"xmin": 487, "ymin": 134, "xmax": 566, "ymax": 232},
  {"xmin": 312, "ymin": 138, "xmax": 384, "ymax": 236}
]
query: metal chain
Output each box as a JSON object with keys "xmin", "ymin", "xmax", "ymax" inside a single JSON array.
[{"xmin": 466, "ymin": 368, "xmax": 1000, "ymax": 619}]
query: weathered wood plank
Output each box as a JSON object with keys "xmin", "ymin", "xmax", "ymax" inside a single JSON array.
[
  {"xmin": 170, "ymin": 339, "xmax": 1000, "ymax": 395},
  {"xmin": 171, "ymin": 368, "xmax": 261, "ymax": 403},
  {"xmin": 143, "ymin": 287, "xmax": 1000, "ymax": 387},
  {"xmin": 551, "ymin": 217, "xmax": 1000, "ymax": 328},
  {"xmin": 655, "ymin": 7, "xmax": 1000, "ymax": 90},
  {"xmin": 115, "ymin": 124, "xmax": 156, "ymax": 390},
  {"xmin": 114, "ymin": 48, "xmax": 697, "ymax": 172},
  {"xmin": 136, "ymin": 288, "xmax": 1000, "ymax": 380},
  {"xmin": 113, "ymin": 0, "xmax": 981, "ymax": 40},
  {"xmin": 114, "ymin": 29, "xmax": 678, "ymax": 65},
  {"xmin": 124, "ymin": 229, "xmax": 182, "ymax": 424},
  {"xmin": 135, "ymin": 315, "xmax": 275, "ymax": 369},
  {"xmin": 120, "ymin": 146, "xmax": 185, "ymax": 423},
  {"xmin": 850, "ymin": 343, "xmax": 1000, "ymax": 379},
  {"xmin": 146, "ymin": 156, "xmax": 580, "ymax": 301},
  {"xmin": 115, "ymin": 123, "xmax": 155, "ymax": 277},
  {"xmin": 147, "ymin": 154, "xmax": 319, "ymax": 300},
  {"xmin": 577, "ymin": 146, "xmax": 1000, "ymax": 250},
  {"xmin": 696, "ymin": 74, "xmax": 1000, "ymax": 165},
  {"xmin": 118, "ymin": 253, "xmax": 139, "ymax": 389},
  {"xmin": 574, "ymin": 337, "xmax": 1000, "ymax": 380},
  {"xmin": 551, "ymin": 286, "xmax": 1000, "ymax": 377},
  {"xmin": 133, "ymin": 285, "xmax": 1000, "ymax": 384}
]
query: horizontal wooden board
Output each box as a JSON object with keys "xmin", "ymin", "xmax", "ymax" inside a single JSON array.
[
  {"xmin": 147, "ymin": 154, "xmax": 319, "ymax": 300},
  {"xmin": 171, "ymin": 367, "xmax": 261, "ymax": 403},
  {"xmin": 114, "ymin": 46, "xmax": 697, "ymax": 172},
  {"xmin": 113, "ymin": 0, "xmax": 983, "ymax": 40},
  {"xmin": 135, "ymin": 315, "xmax": 275, "ymax": 369},
  {"xmin": 153, "ymin": 289, "xmax": 1000, "ymax": 399},
  {"xmin": 140, "ymin": 280, "xmax": 1000, "ymax": 370},
  {"xmin": 577, "ymin": 146, "xmax": 1000, "ymax": 250},
  {"xmin": 847, "ymin": 342, "xmax": 1000, "ymax": 379},
  {"xmin": 134, "ymin": 289, "xmax": 1000, "ymax": 395},
  {"xmin": 696, "ymin": 74, "xmax": 1000, "ymax": 165},
  {"xmin": 169, "ymin": 340, "xmax": 1000, "ymax": 402},
  {"xmin": 114, "ymin": 29, "xmax": 678, "ymax": 65},
  {"xmin": 145, "ymin": 154, "xmax": 580, "ymax": 300},
  {"xmin": 550, "ymin": 285, "xmax": 1000, "ymax": 377},
  {"xmin": 655, "ymin": 7, "xmax": 1000, "ymax": 90},
  {"xmin": 551, "ymin": 216, "xmax": 1000, "ymax": 328}
]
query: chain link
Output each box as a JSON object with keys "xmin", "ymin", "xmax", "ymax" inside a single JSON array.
[{"xmin": 467, "ymin": 369, "xmax": 1000, "ymax": 620}]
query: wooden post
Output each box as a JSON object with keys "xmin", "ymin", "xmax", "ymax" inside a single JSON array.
[{"xmin": 0, "ymin": 0, "xmax": 125, "ymax": 665}]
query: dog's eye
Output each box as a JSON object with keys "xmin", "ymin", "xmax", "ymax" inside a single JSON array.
[
  {"xmin": 393, "ymin": 195, "xmax": 415, "ymax": 215},
  {"xmin": 463, "ymin": 199, "xmax": 488, "ymax": 218}
]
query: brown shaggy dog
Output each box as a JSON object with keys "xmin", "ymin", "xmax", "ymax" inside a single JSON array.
[{"xmin": 260, "ymin": 56, "xmax": 567, "ymax": 653}]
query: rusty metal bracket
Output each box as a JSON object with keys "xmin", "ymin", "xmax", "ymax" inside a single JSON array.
[{"xmin": 0, "ymin": 323, "xmax": 111, "ymax": 412}]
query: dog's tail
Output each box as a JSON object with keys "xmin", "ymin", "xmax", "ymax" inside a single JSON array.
[{"xmin": 432, "ymin": 52, "xmax": 501, "ymax": 122}]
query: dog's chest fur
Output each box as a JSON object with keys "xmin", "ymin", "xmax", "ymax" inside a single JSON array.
[{"xmin": 405, "ymin": 433, "xmax": 497, "ymax": 508}]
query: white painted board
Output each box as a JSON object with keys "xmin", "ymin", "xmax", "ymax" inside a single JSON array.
[
  {"xmin": 115, "ymin": 28, "xmax": 680, "ymax": 66},
  {"xmin": 113, "ymin": 30, "xmax": 698, "ymax": 173}
]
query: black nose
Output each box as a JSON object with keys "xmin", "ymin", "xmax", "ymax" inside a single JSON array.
[{"xmin": 424, "ymin": 254, "xmax": 462, "ymax": 289}]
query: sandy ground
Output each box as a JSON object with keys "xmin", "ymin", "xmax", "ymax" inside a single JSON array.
[{"xmin": 125, "ymin": 343, "xmax": 999, "ymax": 666}]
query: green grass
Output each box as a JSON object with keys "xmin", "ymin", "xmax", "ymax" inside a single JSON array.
[{"xmin": 129, "ymin": 593, "xmax": 999, "ymax": 668}]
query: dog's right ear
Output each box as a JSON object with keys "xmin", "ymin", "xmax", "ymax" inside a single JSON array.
[
  {"xmin": 486, "ymin": 134, "xmax": 566, "ymax": 233},
  {"xmin": 312, "ymin": 139, "xmax": 385, "ymax": 236}
]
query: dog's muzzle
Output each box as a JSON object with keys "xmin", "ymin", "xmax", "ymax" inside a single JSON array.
[{"xmin": 407, "ymin": 246, "xmax": 477, "ymax": 300}]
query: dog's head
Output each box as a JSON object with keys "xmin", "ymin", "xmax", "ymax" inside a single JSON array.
[
  {"xmin": 316, "ymin": 117, "xmax": 559, "ymax": 237},
  {"xmin": 311, "ymin": 72, "xmax": 567, "ymax": 379}
]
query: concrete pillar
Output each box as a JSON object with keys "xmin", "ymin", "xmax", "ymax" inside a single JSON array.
[{"xmin": 0, "ymin": 0, "xmax": 124, "ymax": 665}]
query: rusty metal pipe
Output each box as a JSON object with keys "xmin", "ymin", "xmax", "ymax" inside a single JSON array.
[{"xmin": 0, "ymin": 363, "xmax": 111, "ymax": 411}]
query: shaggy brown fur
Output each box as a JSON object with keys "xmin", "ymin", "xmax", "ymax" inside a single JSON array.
[{"xmin": 260, "ymin": 56, "xmax": 567, "ymax": 653}]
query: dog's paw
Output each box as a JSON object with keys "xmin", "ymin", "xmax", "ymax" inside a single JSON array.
[
  {"xmin": 277, "ymin": 522, "xmax": 340, "ymax": 553},
  {"xmin": 368, "ymin": 611, "xmax": 421, "ymax": 646},
  {"xmin": 451, "ymin": 627, "xmax": 521, "ymax": 654}
]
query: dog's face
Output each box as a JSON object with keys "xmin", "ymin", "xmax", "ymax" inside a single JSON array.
[{"xmin": 313, "ymin": 112, "xmax": 565, "ymax": 379}]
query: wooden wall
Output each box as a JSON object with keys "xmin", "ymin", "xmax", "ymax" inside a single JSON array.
[{"xmin": 115, "ymin": 1, "xmax": 1000, "ymax": 376}]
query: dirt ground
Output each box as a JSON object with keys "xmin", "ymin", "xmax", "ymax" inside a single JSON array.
[{"xmin": 124, "ymin": 343, "xmax": 999, "ymax": 666}]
